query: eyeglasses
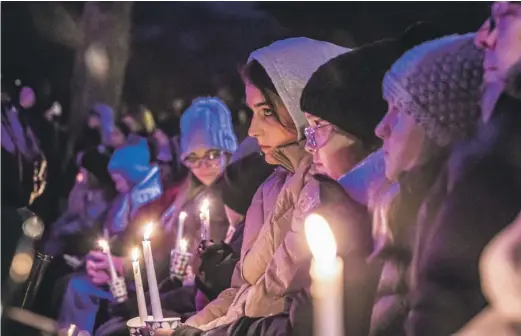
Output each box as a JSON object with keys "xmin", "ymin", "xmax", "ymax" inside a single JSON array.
[
  {"xmin": 182, "ymin": 150, "xmax": 225, "ymax": 168},
  {"xmin": 304, "ymin": 124, "xmax": 335, "ymax": 151}
]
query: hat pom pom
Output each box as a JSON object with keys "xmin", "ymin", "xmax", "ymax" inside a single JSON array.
[{"xmin": 398, "ymin": 22, "xmax": 445, "ymax": 52}]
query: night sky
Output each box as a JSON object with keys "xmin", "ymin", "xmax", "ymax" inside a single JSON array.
[{"xmin": 1, "ymin": 2, "xmax": 491, "ymax": 120}]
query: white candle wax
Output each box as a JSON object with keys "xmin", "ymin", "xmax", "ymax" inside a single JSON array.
[
  {"xmin": 99, "ymin": 240, "xmax": 118, "ymax": 281},
  {"xmin": 142, "ymin": 224, "xmax": 163, "ymax": 320},
  {"xmin": 199, "ymin": 199, "xmax": 210, "ymax": 240},
  {"xmin": 310, "ymin": 257, "xmax": 344, "ymax": 336},
  {"xmin": 131, "ymin": 248, "xmax": 148, "ymax": 325},
  {"xmin": 305, "ymin": 214, "xmax": 344, "ymax": 336},
  {"xmin": 176, "ymin": 212, "xmax": 187, "ymax": 251}
]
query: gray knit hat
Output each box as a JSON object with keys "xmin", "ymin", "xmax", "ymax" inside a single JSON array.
[
  {"xmin": 180, "ymin": 97, "xmax": 238, "ymax": 159},
  {"xmin": 383, "ymin": 33, "xmax": 484, "ymax": 146}
]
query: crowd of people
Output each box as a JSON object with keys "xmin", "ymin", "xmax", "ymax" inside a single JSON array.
[{"xmin": 2, "ymin": 2, "xmax": 521, "ymax": 336}]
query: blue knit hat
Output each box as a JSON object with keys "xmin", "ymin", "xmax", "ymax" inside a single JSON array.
[
  {"xmin": 108, "ymin": 138, "xmax": 152, "ymax": 185},
  {"xmin": 180, "ymin": 97, "xmax": 238, "ymax": 160}
]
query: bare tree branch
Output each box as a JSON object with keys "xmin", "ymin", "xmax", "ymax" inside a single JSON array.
[{"xmin": 29, "ymin": 3, "xmax": 83, "ymax": 49}]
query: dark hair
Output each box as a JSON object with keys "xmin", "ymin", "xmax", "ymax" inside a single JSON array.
[
  {"xmin": 242, "ymin": 60, "xmax": 297, "ymax": 132},
  {"xmin": 115, "ymin": 121, "xmax": 132, "ymax": 138}
]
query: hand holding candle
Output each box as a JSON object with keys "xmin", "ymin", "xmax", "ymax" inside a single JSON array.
[
  {"xmin": 98, "ymin": 239, "xmax": 118, "ymax": 281},
  {"xmin": 305, "ymin": 214, "xmax": 344, "ymax": 336},
  {"xmin": 131, "ymin": 248, "xmax": 149, "ymax": 325},
  {"xmin": 142, "ymin": 223, "xmax": 163, "ymax": 320}
]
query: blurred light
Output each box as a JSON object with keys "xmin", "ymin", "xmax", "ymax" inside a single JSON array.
[
  {"xmin": 76, "ymin": 172, "xmax": 84, "ymax": 183},
  {"xmin": 14, "ymin": 79, "xmax": 22, "ymax": 86},
  {"xmin": 22, "ymin": 216, "xmax": 44, "ymax": 239},
  {"xmin": 10, "ymin": 252, "xmax": 34, "ymax": 283},
  {"xmin": 85, "ymin": 44, "xmax": 109, "ymax": 79}
]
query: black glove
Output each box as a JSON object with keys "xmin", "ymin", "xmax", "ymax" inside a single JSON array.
[
  {"xmin": 196, "ymin": 243, "xmax": 238, "ymax": 300},
  {"xmin": 109, "ymin": 296, "xmax": 139, "ymax": 320},
  {"xmin": 159, "ymin": 277, "xmax": 183, "ymax": 293}
]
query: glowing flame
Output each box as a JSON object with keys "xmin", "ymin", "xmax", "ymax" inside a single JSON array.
[
  {"xmin": 305, "ymin": 214, "xmax": 337, "ymax": 265},
  {"xmin": 144, "ymin": 223, "xmax": 154, "ymax": 240},
  {"xmin": 179, "ymin": 239, "xmax": 188, "ymax": 253},
  {"xmin": 131, "ymin": 248, "xmax": 140, "ymax": 261},
  {"xmin": 179, "ymin": 211, "xmax": 187, "ymax": 221},
  {"xmin": 98, "ymin": 239, "xmax": 109, "ymax": 253},
  {"xmin": 76, "ymin": 172, "xmax": 84, "ymax": 183}
]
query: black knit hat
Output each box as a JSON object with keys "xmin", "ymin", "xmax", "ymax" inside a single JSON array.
[
  {"xmin": 80, "ymin": 148, "xmax": 112, "ymax": 185},
  {"xmin": 212, "ymin": 152, "xmax": 275, "ymax": 216},
  {"xmin": 300, "ymin": 22, "xmax": 444, "ymax": 149}
]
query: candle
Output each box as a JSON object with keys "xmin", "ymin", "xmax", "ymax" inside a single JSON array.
[
  {"xmin": 176, "ymin": 212, "xmax": 187, "ymax": 251},
  {"xmin": 142, "ymin": 223, "xmax": 163, "ymax": 320},
  {"xmin": 98, "ymin": 239, "xmax": 118, "ymax": 281},
  {"xmin": 199, "ymin": 199, "xmax": 210, "ymax": 241},
  {"xmin": 305, "ymin": 214, "xmax": 344, "ymax": 336},
  {"xmin": 179, "ymin": 238, "xmax": 188, "ymax": 253},
  {"xmin": 131, "ymin": 248, "xmax": 148, "ymax": 325}
]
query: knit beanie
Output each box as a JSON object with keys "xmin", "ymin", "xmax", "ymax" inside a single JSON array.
[
  {"xmin": 180, "ymin": 97, "xmax": 238, "ymax": 160},
  {"xmin": 383, "ymin": 33, "xmax": 484, "ymax": 146},
  {"xmin": 80, "ymin": 148, "xmax": 112, "ymax": 185},
  {"xmin": 213, "ymin": 152, "xmax": 275, "ymax": 216},
  {"xmin": 301, "ymin": 22, "xmax": 443, "ymax": 149},
  {"xmin": 108, "ymin": 138, "xmax": 152, "ymax": 185}
]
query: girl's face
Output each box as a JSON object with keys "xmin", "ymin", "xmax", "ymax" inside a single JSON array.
[
  {"xmin": 245, "ymin": 83, "xmax": 297, "ymax": 165},
  {"xmin": 110, "ymin": 127, "xmax": 127, "ymax": 149},
  {"xmin": 375, "ymin": 99, "xmax": 426, "ymax": 181},
  {"xmin": 183, "ymin": 149, "xmax": 227, "ymax": 186},
  {"xmin": 304, "ymin": 113, "xmax": 362, "ymax": 180},
  {"xmin": 111, "ymin": 173, "xmax": 131, "ymax": 193}
]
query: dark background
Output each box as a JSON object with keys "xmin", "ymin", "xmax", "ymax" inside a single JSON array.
[{"xmin": 2, "ymin": 2, "xmax": 491, "ymax": 122}]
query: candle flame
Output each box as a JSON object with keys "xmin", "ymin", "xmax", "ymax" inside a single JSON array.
[
  {"xmin": 98, "ymin": 239, "xmax": 109, "ymax": 253},
  {"xmin": 131, "ymin": 247, "xmax": 140, "ymax": 261},
  {"xmin": 179, "ymin": 211, "xmax": 187, "ymax": 221},
  {"xmin": 179, "ymin": 238, "xmax": 188, "ymax": 252},
  {"xmin": 305, "ymin": 214, "xmax": 337, "ymax": 263},
  {"xmin": 144, "ymin": 223, "xmax": 153, "ymax": 240}
]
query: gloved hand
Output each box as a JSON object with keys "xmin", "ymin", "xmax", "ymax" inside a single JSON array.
[
  {"xmin": 171, "ymin": 324, "xmax": 204, "ymax": 336},
  {"xmin": 159, "ymin": 277, "xmax": 183, "ymax": 293}
]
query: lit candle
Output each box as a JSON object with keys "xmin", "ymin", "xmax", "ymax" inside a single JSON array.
[
  {"xmin": 199, "ymin": 199, "xmax": 210, "ymax": 241},
  {"xmin": 98, "ymin": 239, "xmax": 118, "ymax": 281},
  {"xmin": 179, "ymin": 238, "xmax": 188, "ymax": 254},
  {"xmin": 142, "ymin": 223, "xmax": 163, "ymax": 320},
  {"xmin": 305, "ymin": 214, "xmax": 344, "ymax": 336},
  {"xmin": 131, "ymin": 248, "xmax": 148, "ymax": 325},
  {"xmin": 176, "ymin": 212, "xmax": 187, "ymax": 251}
]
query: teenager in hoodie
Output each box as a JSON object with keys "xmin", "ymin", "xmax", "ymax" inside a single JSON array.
[{"xmin": 166, "ymin": 38, "xmax": 372, "ymax": 336}]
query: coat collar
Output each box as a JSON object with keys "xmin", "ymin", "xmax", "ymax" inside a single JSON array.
[{"xmin": 270, "ymin": 140, "xmax": 311, "ymax": 174}]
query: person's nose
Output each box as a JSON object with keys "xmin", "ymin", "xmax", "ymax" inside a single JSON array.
[
  {"xmin": 375, "ymin": 114, "xmax": 391, "ymax": 141},
  {"xmin": 248, "ymin": 114, "xmax": 262, "ymax": 138},
  {"xmin": 475, "ymin": 19, "xmax": 497, "ymax": 50}
]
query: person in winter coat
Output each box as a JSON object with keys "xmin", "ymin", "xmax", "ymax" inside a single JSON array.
[
  {"xmin": 406, "ymin": 11, "xmax": 521, "ymax": 333},
  {"xmin": 56, "ymin": 138, "xmax": 174, "ymax": 334},
  {"xmin": 368, "ymin": 33, "xmax": 484, "ymax": 336},
  {"xmin": 43, "ymin": 148, "xmax": 116, "ymax": 258},
  {"xmin": 92, "ymin": 98, "xmax": 240, "ymax": 336},
  {"xmin": 172, "ymin": 37, "xmax": 372, "ymax": 336}
]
